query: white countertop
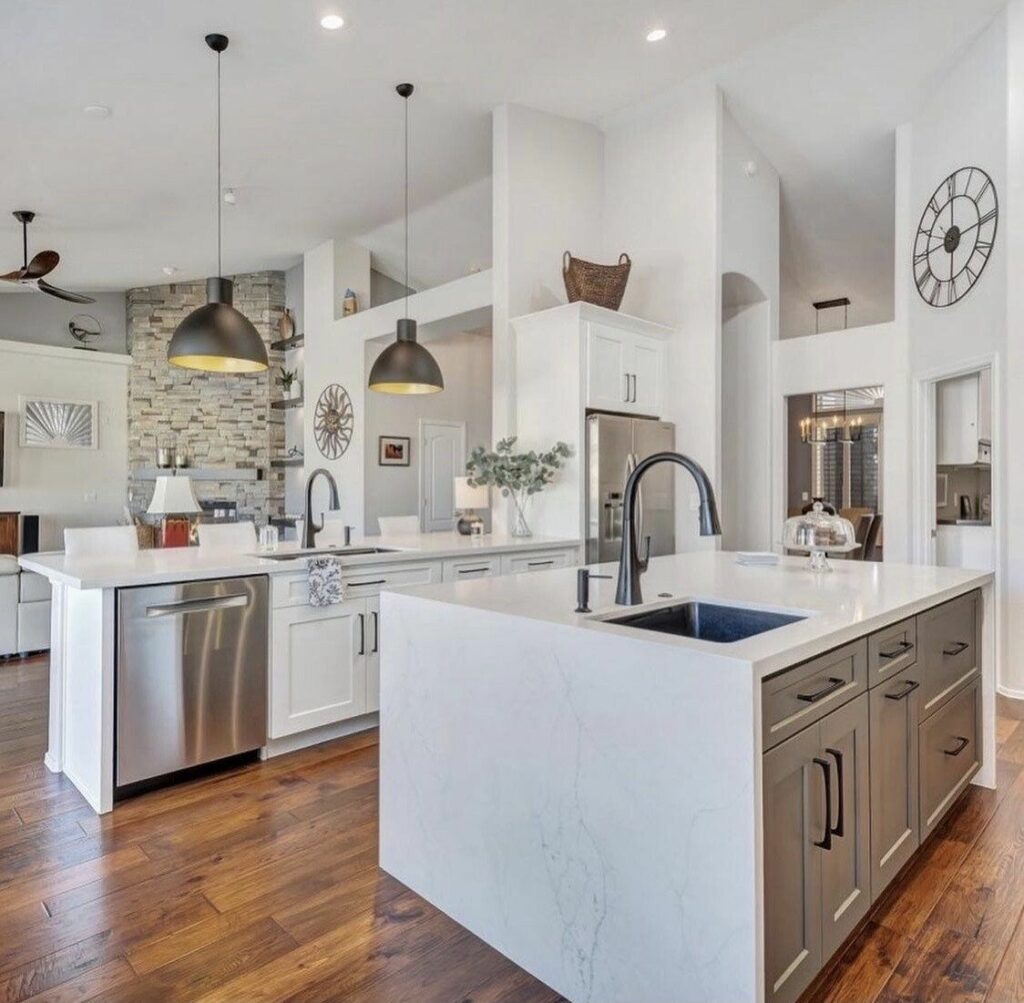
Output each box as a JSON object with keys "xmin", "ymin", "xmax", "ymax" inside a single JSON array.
[
  {"xmin": 396, "ymin": 550, "xmax": 992, "ymax": 678},
  {"xmin": 18, "ymin": 532, "xmax": 579, "ymax": 590}
]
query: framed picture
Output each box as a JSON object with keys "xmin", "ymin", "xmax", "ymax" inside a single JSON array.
[
  {"xmin": 379, "ymin": 435, "xmax": 410, "ymax": 467},
  {"xmin": 20, "ymin": 396, "xmax": 98, "ymax": 450},
  {"xmin": 936, "ymin": 472, "xmax": 949, "ymax": 508}
]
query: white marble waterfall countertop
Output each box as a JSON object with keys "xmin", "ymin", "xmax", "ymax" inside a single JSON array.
[
  {"xmin": 18, "ymin": 532, "xmax": 579, "ymax": 590},
  {"xmin": 396, "ymin": 550, "xmax": 992, "ymax": 679}
]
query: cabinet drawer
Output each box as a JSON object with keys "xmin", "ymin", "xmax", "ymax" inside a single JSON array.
[
  {"xmin": 867, "ymin": 617, "xmax": 917, "ymax": 688},
  {"xmin": 762, "ymin": 640, "xmax": 867, "ymax": 752},
  {"xmin": 918, "ymin": 590, "xmax": 980, "ymax": 719},
  {"xmin": 272, "ymin": 561, "xmax": 441, "ymax": 607},
  {"xmin": 442, "ymin": 556, "xmax": 501, "ymax": 582},
  {"xmin": 500, "ymin": 549, "xmax": 577, "ymax": 576},
  {"xmin": 919, "ymin": 677, "xmax": 981, "ymax": 840}
]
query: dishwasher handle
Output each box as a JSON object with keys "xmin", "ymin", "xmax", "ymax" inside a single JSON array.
[{"xmin": 145, "ymin": 594, "xmax": 250, "ymax": 618}]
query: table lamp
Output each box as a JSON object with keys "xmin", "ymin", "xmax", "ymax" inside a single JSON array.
[
  {"xmin": 454, "ymin": 477, "xmax": 489, "ymax": 536},
  {"xmin": 147, "ymin": 475, "xmax": 201, "ymax": 548}
]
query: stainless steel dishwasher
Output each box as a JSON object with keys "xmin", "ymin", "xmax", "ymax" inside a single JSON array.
[{"xmin": 116, "ymin": 575, "xmax": 269, "ymax": 788}]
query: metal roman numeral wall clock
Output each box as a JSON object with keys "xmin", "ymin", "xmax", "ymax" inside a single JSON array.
[{"xmin": 914, "ymin": 166, "xmax": 997, "ymax": 307}]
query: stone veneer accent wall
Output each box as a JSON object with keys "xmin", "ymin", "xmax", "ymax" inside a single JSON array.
[{"xmin": 126, "ymin": 272, "xmax": 286, "ymax": 523}]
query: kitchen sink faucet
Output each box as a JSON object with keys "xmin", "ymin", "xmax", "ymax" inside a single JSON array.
[
  {"xmin": 615, "ymin": 451, "xmax": 722, "ymax": 605},
  {"xmin": 302, "ymin": 467, "xmax": 341, "ymax": 549}
]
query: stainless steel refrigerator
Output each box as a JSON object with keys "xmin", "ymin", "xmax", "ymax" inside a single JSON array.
[{"xmin": 586, "ymin": 413, "xmax": 676, "ymax": 564}]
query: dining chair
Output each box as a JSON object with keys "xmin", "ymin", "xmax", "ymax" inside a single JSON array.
[
  {"xmin": 197, "ymin": 521, "xmax": 258, "ymax": 551},
  {"xmin": 64, "ymin": 525, "xmax": 140, "ymax": 558},
  {"xmin": 862, "ymin": 514, "xmax": 883, "ymax": 562},
  {"xmin": 377, "ymin": 515, "xmax": 420, "ymax": 537}
]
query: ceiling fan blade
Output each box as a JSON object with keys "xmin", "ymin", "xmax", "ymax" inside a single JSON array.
[
  {"xmin": 24, "ymin": 250, "xmax": 59, "ymax": 279},
  {"xmin": 37, "ymin": 279, "xmax": 95, "ymax": 304},
  {"xmin": 0, "ymin": 269, "xmax": 28, "ymax": 282}
]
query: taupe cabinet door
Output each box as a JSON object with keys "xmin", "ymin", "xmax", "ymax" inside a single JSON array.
[
  {"xmin": 763, "ymin": 693, "xmax": 871, "ymax": 1003},
  {"xmin": 763, "ymin": 725, "xmax": 823, "ymax": 1003},
  {"xmin": 819, "ymin": 694, "xmax": 872, "ymax": 959},
  {"xmin": 868, "ymin": 665, "xmax": 920, "ymax": 900}
]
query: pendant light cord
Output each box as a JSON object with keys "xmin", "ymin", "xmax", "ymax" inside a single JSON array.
[
  {"xmin": 404, "ymin": 89, "xmax": 409, "ymax": 321},
  {"xmin": 217, "ymin": 49, "xmax": 223, "ymax": 278}
]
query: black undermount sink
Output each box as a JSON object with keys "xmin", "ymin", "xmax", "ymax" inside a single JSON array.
[{"xmin": 605, "ymin": 600, "xmax": 805, "ymax": 643}]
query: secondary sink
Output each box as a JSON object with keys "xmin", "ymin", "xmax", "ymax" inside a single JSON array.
[
  {"xmin": 605, "ymin": 600, "xmax": 805, "ymax": 643},
  {"xmin": 255, "ymin": 546, "xmax": 396, "ymax": 562}
]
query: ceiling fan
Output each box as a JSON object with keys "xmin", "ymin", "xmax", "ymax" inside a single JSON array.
[{"xmin": 0, "ymin": 211, "xmax": 95, "ymax": 304}]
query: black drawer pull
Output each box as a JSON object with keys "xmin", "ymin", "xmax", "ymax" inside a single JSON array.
[
  {"xmin": 457, "ymin": 567, "xmax": 491, "ymax": 575},
  {"xmin": 797, "ymin": 677, "xmax": 846, "ymax": 703},
  {"xmin": 826, "ymin": 747, "xmax": 844, "ymax": 838},
  {"xmin": 880, "ymin": 640, "xmax": 914, "ymax": 659},
  {"xmin": 944, "ymin": 735, "xmax": 970, "ymax": 757},
  {"xmin": 350, "ymin": 579, "xmax": 387, "ymax": 588},
  {"xmin": 527, "ymin": 560, "xmax": 555, "ymax": 567},
  {"xmin": 813, "ymin": 757, "xmax": 833, "ymax": 851},
  {"xmin": 943, "ymin": 641, "xmax": 970, "ymax": 657},
  {"xmin": 884, "ymin": 679, "xmax": 920, "ymax": 701}
]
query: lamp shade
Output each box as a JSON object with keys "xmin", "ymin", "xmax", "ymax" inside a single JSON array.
[
  {"xmin": 147, "ymin": 475, "xmax": 201, "ymax": 516},
  {"xmin": 454, "ymin": 477, "xmax": 489, "ymax": 510},
  {"xmin": 168, "ymin": 278, "xmax": 269, "ymax": 374},
  {"xmin": 368, "ymin": 319, "xmax": 443, "ymax": 395}
]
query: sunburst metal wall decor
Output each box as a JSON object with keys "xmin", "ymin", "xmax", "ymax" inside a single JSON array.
[
  {"xmin": 20, "ymin": 397, "xmax": 97, "ymax": 449},
  {"xmin": 313, "ymin": 384, "xmax": 354, "ymax": 459}
]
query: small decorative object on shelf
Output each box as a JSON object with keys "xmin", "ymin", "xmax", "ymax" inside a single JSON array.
[
  {"xmin": 378, "ymin": 435, "xmax": 410, "ymax": 467},
  {"xmin": 562, "ymin": 251, "xmax": 631, "ymax": 311},
  {"xmin": 278, "ymin": 308, "xmax": 296, "ymax": 341},
  {"xmin": 783, "ymin": 501, "xmax": 858, "ymax": 572},
  {"xmin": 343, "ymin": 288, "xmax": 358, "ymax": 316},
  {"xmin": 68, "ymin": 314, "xmax": 102, "ymax": 351},
  {"xmin": 278, "ymin": 367, "xmax": 301, "ymax": 400},
  {"xmin": 314, "ymin": 383, "xmax": 354, "ymax": 459},
  {"xmin": 466, "ymin": 437, "xmax": 572, "ymax": 538}
]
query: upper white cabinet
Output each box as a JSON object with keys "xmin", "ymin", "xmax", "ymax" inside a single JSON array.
[
  {"xmin": 937, "ymin": 370, "xmax": 991, "ymax": 466},
  {"xmin": 586, "ymin": 322, "xmax": 665, "ymax": 415}
]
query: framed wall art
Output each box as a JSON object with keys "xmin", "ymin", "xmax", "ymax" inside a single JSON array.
[
  {"xmin": 20, "ymin": 397, "xmax": 97, "ymax": 449},
  {"xmin": 379, "ymin": 435, "xmax": 410, "ymax": 467}
]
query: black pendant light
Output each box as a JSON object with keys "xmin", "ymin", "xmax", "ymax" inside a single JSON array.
[
  {"xmin": 168, "ymin": 34, "xmax": 269, "ymax": 374},
  {"xmin": 368, "ymin": 83, "xmax": 444, "ymax": 395}
]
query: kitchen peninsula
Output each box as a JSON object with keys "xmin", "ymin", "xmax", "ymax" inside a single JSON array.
[
  {"xmin": 379, "ymin": 552, "xmax": 995, "ymax": 1003},
  {"xmin": 20, "ymin": 532, "xmax": 579, "ymax": 813}
]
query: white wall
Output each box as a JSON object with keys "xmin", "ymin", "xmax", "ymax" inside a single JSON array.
[
  {"xmin": 363, "ymin": 331, "xmax": 492, "ymax": 535},
  {"xmin": 0, "ymin": 291, "xmax": 127, "ymax": 354},
  {"xmin": 492, "ymin": 104, "xmax": 604, "ymax": 457},
  {"xmin": 602, "ymin": 80, "xmax": 722, "ymax": 553},
  {"xmin": 0, "ymin": 340, "xmax": 129, "ymax": 549}
]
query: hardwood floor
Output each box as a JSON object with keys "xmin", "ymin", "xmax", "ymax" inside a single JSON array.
[
  {"xmin": 4, "ymin": 654, "xmax": 1024, "ymax": 1003},
  {"xmin": 0, "ymin": 656, "xmax": 564, "ymax": 1003}
]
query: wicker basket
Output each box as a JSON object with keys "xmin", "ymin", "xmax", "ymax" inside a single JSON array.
[{"xmin": 562, "ymin": 251, "xmax": 632, "ymax": 311}]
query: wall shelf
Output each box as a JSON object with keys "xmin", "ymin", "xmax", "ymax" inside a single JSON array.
[
  {"xmin": 271, "ymin": 397, "xmax": 303, "ymax": 411},
  {"xmin": 133, "ymin": 466, "xmax": 264, "ymax": 482},
  {"xmin": 270, "ymin": 457, "xmax": 304, "ymax": 468},
  {"xmin": 271, "ymin": 333, "xmax": 304, "ymax": 351}
]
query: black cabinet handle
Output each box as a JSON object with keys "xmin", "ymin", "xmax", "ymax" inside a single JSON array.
[
  {"xmin": 357, "ymin": 613, "xmax": 365, "ymax": 655},
  {"xmin": 826, "ymin": 748, "xmax": 844, "ymax": 838},
  {"xmin": 797, "ymin": 677, "xmax": 846, "ymax": 703},
  {"xmin": 884, "ymin": 679, "xmax": 920, "ymax": 701},
  {"xmin": 371, "ymin": 611, "xmax": 379, "ymax": 653},
  {"xmin": 813, "ymin": 757, "xmax": 833, "ymax": 851},
  {"xmin": 943, "ymin": 641, "xmax": 970, "ymax": 657},
  {"xmin": 944, "ymin": 735, "xmax": 970, "ymax": 757},
  {"xmin": 880, "ymin": 640, "xmax": 914, "ymax": 659},
  {"xmin": 457, "ymin": 567, "xmax": 491, "ymax": 575},
  {"xmin": 350, "ymin": 579, "xmax": 387, "ymax": 588},
  {"xmin": 527, "ymin": 560, "xmax": 554, "ymax": 568}
]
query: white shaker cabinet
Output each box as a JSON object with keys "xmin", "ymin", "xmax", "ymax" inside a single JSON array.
[
  {"xmin": 936, "ymin": 370, "xmax": 991, "ymax": 466},
  {"xmin": 270, "ymin": 598, "xmax": 368, "ymax": 738},
  {"xmin": 586, "ymin": 321, "xmax": 665, "ymax": 416}
]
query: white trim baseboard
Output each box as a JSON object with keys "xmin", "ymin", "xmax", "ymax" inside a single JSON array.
[
  {"xmin": 997, "ymin": 684, "xmax": 1024, "ymax": 701},
  {"xmin": 260, "ymin": 712, "xmax": 379, "ymax": 759}
]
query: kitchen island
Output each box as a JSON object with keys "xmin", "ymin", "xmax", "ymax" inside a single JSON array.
[
  {"xmin": 20, "ymin": 532, "xmax": 579, "ymax": 813},
  {"xmin": 379, "ymin": 552, "xmax": 995, "ymax": 1003}
]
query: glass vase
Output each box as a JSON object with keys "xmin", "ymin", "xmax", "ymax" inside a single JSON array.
[{"xmin": 509, "ymin": 493, "xmax": 532, "ymax": 538}]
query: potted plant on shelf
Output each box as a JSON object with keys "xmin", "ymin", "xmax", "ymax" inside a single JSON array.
[
  {"xmin": 465, "ymin": 437, "xmax": 572, "ymax": 538},
  {"xmin": 277, "ymin": 367, "xmax": 301, "ymax": 400}
]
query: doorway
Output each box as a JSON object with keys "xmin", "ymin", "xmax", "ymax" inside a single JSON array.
[{"xmin": 418, "ymin": 419, "xmax": 466, "ymax": 532}]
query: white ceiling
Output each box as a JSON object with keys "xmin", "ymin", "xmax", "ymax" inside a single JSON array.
[
  {"xmin": 0, "ymin": 0, "xmax": 839, "ymax": 292},
  {"xmin": 715, "ymin": 0, "xmax": 1006, "ymax": 337}
]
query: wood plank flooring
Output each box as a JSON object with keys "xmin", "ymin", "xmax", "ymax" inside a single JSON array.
[
  {"xmin": 4, "ymin": 653, "xmax": 1024, "ymax": 1002},
  {"xmin": 0, "ymin": 656, "xmax": 564, "ymax": 1003}
]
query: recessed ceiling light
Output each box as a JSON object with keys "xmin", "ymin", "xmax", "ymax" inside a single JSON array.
[
  {"xmin": 223, "ymin": 188, "xmax": 237, "ymax": 205},
  {"xmin": 320, "ymin": 14, "xmax": 345, "ymax": 30},
  {"xmin": 646, "ymin": 28, "xmax": 667, "ymax": 42},
  {"xmin": 83, "ymin": 104, "xmax": 112, "ymax": 119}
]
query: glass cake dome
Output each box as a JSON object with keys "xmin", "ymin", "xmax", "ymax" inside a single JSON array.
[{"xmin": 783, "ymin": 502, "xmax": 858, "ymax": 571}]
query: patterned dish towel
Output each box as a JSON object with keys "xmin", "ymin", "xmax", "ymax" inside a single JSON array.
[{"xmin": 308, "ymin": 557, "xmax": 344, "ymax": 607}]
